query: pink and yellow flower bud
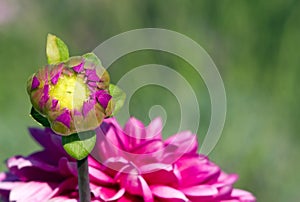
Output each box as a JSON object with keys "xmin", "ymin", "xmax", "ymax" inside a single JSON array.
[{"xmin": 27, "ymin": 56, "xmax": 113, "ymax": 136}]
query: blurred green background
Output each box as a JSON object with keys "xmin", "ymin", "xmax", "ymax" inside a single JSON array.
[{"xmin": 0, "ymin": 0, "xmax": 299, "ymax": 201}]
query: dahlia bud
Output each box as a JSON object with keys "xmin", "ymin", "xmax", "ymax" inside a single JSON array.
[{"xmin": 27, "ymin": 56, "xmax": 113, "ymax": 136}]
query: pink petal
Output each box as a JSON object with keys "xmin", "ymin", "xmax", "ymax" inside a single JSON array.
[
  {"xmin": 130, "ymin": 139, "xmax": 164, "ymax": 157},
  {"xmin": 82, "ymin": 100, "xmax": 96, "ymax": 117},
  {"xmin": 101, "ymin": 125, "xmax": 126, "ymax": 151},
  {"xmin": 180, "ymin": 185, "xmax": 218, "ymax": 197},
  {"xmin": 86, "ymin": 69, "xmax": 100, "ymax": 82},
  {"xmin": 146, "ymin": 117, "xmax": 163, "ymax": 139},
  {"xmin": 95, "ymin": 90, "xmax": 112, "ymax": 109},
  {"xmin": 29, "ymin": 128, "xmax": 61, "ymax": 152},
  {"xmin": 51, "ymin": 72, "xmax": 61, "ymax": 85},
  {"xmin": 102, "ymin": 118, "xmax": 129, "ymax": 148},
  {"xmin": 72, "ymin": 62, "xmax": 84, "ymax": 73},
  {"xmin": 56, "ymin": 109, "xmax": 71, "ymax": 128},
  {"xmin": 215, "ymin": 185, "xmax": 233, "ymax": 199},
  {"xmin": 164, "ymin": 131, "xmax": 198, "ymax": 155},
  {"xmin": 100, "ymin": 157, "xmax": 129, "ymax": 177},
  {"xmin": 50, "ymin": 64, "xmax": 63, "ymax": 85},
  {"xmin": 230, "ymin": 189, "xmax": 256, "ymax": 202},
  {"xmin": 29, "ymin": 128, "xmax": 72, "ymax": 164},
  {"xmin": 103, "ymin": 117, "xmax": 124, "ymax": 132},
  {"xmin": 138, "ymin": 175, "xmax": 153, "ymax": 202},
  {"xmin": 0, "ymin": 172, "xmax": 7, "ymax": 181},
  {"xmin": 116, "ymin": 167, "xmax": 153, "ymax": 201},
  {"xmin": 141, "ymin": 163, "xmax": 181, "ymax": 186},
  {"xmin": 88, "ymin": 156, "xmax": 102, "ymax": 168},
  {"xmin": 0, "ymin": 181, "xmax": 23, "ymax": 191},
  {"xmin": 122, "ymin": 140, "xmax": 164, "ymax": 167},
  {"xmin": 73, "ymin": 109, "xmax": 82, "ymax": 116},
  {"xmin": 150, "ymin": 185, "xmax": 189, "ymax": 202},
  {"xmin": 52, "ymin": 99, "xmax": 59, "ymax": 110},
  {"xmin": 92, "ymin": 187, "xmax": 125, "ymax": 201},
  {"xmin": 176, "ymin": 156, "xmax": 220, "ymax": 187},
  {"xmin": 7, "ymin": 156, "xmax": 57, "ymax": 172},
  {"xmin": 31, "ymin": 76, "xmax": 40, "ymax": 89},
  {"xmin": 124, "ymin": 117, "xmax": 146, "ymax": 149},
  {"xmin": 92, "ymin": 127, "xmax": 123, "ymax": 161},
  {"xmin": 51, "ymin": 177, "xmax": 78, "ymax": 197},
  {"xmin": 162, "ymin": 131, "xmax": 198, "ymax": 163},
  {"xmin": 89, "ymin": 166, "xmax": 114, "ymax": 185},
  {"xmin": 39, "ymin": 84, "xmax": 50, "ymax": 108},
  {"xmin": 48, "ymin": 196, "xmax": 78, "ymax": 202},
  {"xmin": 213, "ymin": 173, "xmax": 238, "ymax": 188},
  {"xmin": 117, "ymin": 168, "xmax": 141, "ymax": 195},
  {"xmin": 10, "ymin": 182, "xmax": 55, "ymax": 202},
  {"xmin": 0, "ymin": 172, "xmax": 21, "ymax": 199},
  {"xmin": 58, "ymin": 157, "xmax": 77, "ymax": 176}
]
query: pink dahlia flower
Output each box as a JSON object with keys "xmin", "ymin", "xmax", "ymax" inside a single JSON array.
[{"xmin": 0, "ymin": 117, "xmax": 256, "ymax": 202}]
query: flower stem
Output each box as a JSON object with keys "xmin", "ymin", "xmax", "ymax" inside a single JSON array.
[{"xmin": 77, "ymin": 157, "xmax": 91, "ymax": 202}]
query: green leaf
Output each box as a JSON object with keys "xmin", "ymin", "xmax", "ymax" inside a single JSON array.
[
  {"xmin": 62, "ymin": 131, "xmax": 96, "ymax": 160},
  {"xmin": 30, "ymin": 107, "xmax": 50, "ymax": 128},
  {"xmin": 82, "ymin": 52, "xmax": 102, "ymax": 66},
  {"xmin": 46, "ymin": 34, "xmax": 69, "ymax": 64},
  {"xmin": 109, "ymin": 84, "xmax": 126, "ymax": 116}
]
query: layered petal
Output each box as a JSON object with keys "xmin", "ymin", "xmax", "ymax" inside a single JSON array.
[{"xmin": 0, "ymin": 117, "xmax": 255, "ymax": 202}]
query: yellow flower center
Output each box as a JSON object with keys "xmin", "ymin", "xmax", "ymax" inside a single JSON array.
[{"xmin": 49, "ymin": 75, "xmax": 89, "ymax": 110}]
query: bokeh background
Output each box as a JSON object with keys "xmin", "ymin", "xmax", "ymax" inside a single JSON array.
[{"xmin": 0, "ymin": 0, "xmax": 299, "ymax": 201}]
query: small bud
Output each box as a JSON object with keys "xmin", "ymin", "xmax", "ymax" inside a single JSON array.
[{"xmin": 27, "ymin": 56, "xmax": 112, "ymax": 136}]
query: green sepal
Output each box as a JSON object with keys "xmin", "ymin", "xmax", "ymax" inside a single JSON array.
[
  {"xmin": 46, "ymin": 34, "xmax": 69, "ymax": 64},
  {"xmin": 30, "ymin": 107, "xmax": 50, "ymax": 128},
  {"xmin": 82, "ymin": 52, "xmax": 102, "ymax": 66},
  {"xmin": 109, "ymin": 84, "xmax": 126, "ymax": 116},
  {"xmin": 62, "ymin": 131, "xmax": 96, "ymax": 160}
]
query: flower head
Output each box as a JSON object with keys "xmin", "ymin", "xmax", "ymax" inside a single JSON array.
[
  {"xmin": 0, "ymin": 117, "xmax": 256, "ymax": 201},
  {"xmin": 27, "ymin": 56, "xmax": 112, "ymax": 135}
]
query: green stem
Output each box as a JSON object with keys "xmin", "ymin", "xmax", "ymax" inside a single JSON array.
[{"xmin": 77, "ymin": 157, "xmax": 91, "ymax": 202}]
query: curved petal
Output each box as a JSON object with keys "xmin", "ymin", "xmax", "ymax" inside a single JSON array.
[
  {"xmin": 130, "ymin": 139, "xmax": 164, "ymax": 154},
  {"xmin": 58, "ymin": 157, "xmax": 77, "ymax": 176},
  {"xmin": 28, "ymin": 128, "xmax": 71, "ymax": 162},
  {"xmin": 7, "ymin": 156, "xmax": 65, "ymax": 182},
  {"xmin": 99, "ymin": 157, "xmax": 130, "ymax": 177},
  {"xmin": 88, "ymin": 156, "xmax": 102, "ymax": 168},
  {"xmin": 89, "ymin": 166, "xmax": 114, "ymax": 185},
  {"xmin": 9, "ymin": 181, "xmax": 55, "ymax": 202},
  {"xmin": 150, "ymin": 185, "xmax": 189, "ymax": 202},
  {"xmin": 213, "ymin": 173, "xmax": 238, "ymax": 188},
  {"xmin": 0, "ymin": 181, "xmax": 23, "ymax": 191},
  {"xmin": 115, "ymin": 166, "xmax": 153, "ymax": 201},
  {"xmin": 124, "ymin": 117, "xmax": 146, "ymax": 149},
  {"xmin": 51, "ymin": 177, "xmax": 78, "ymax": 197},
  {"xmin": 93, "ymin": 127, "xmax": 122, "ymax": 161},
  {"xmin": 117, "ymin": 168, "xmax": 141, "ymax": 196},
  {"xmin": 180, "ymin": 185, "xmax": 218, "ymax": 198},
  {"xmin": 138, "ymin": 176, "xmax": 153, "ymax": 202},
  {"xmin": 102, "ymin": 118, "xmax": 129, "ymax": 149},
  {"xmin": 176, "ymin": 156, "xmax": 220, "ymax": 187},
  {"xmin": 141, "ymin": 164, "xmax": 181, "ymax": 186},
  {"xmin": 146, "ymin": 117, "xmax": 163, "ymax": 140},
  {"xmin": 230, "ymin": 189, "xmax": 256, "ymax": 202},
  {"xmin": 164, "ymin": 131, "xmax": 198, "ymax": 155},
  {"xmin": 91, "ymin": 186, "xmax": 125, "ymax": 201},
  {"xmin": 215, "ymin": 185, "xmax": 233, "ymax": 199}
]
